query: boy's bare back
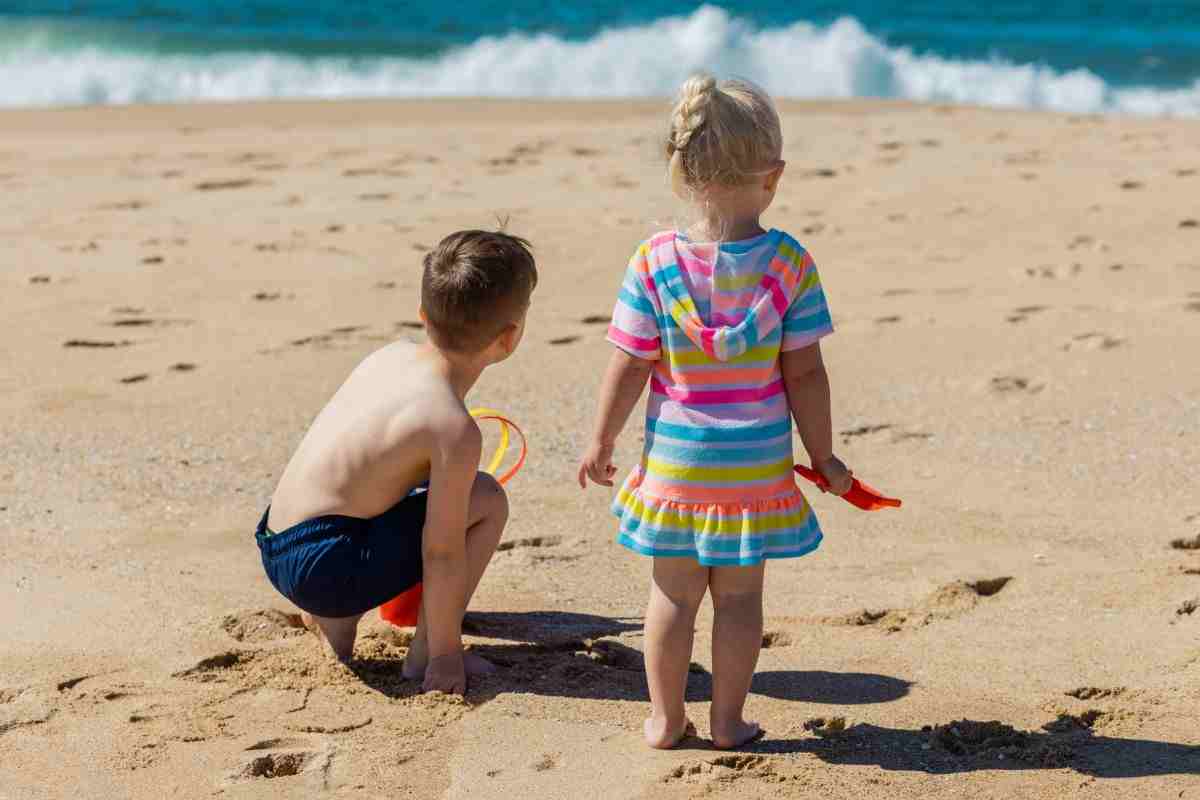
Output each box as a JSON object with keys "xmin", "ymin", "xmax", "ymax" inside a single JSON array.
[{"xmin": 267, "ymin": 341, "xmax": 475, "ymax": 532}]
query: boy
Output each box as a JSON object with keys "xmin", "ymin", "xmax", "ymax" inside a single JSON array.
[{"xmin": 255, "ymin": 230, "xmax": 537, "ymax": 695}]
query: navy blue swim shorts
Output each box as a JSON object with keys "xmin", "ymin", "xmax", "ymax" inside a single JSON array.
[{"xmin": 255, "ymin": 491, "xmax": 426, "ymax": 619}]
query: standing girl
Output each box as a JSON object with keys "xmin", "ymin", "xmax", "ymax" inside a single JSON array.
[{"xmin": 578, "ymin": 75, "xmax": 853, "ymax": 750}]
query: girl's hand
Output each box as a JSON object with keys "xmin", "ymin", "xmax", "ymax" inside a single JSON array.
[
  {"xmin": 577, "ymin": 441, "xmax": 617, "ymax": 488},
  {"xmin": 815, "ymin": 455, "xmax": 853, "ymax": 496}
]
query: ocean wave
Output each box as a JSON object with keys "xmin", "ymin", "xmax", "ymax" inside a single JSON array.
[{"xmin": 2, "ymin": 6, "xmax": 1198, "ymax": 115}]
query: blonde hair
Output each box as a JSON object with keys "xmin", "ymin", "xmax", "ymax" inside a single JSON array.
[{"xmin": 666, "ymin": 74, "xmax": 783, "ymax": 198}]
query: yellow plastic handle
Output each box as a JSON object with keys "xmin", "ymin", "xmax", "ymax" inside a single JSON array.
[{"xmin": 469, "ymin": 408, "xmax": 527, "ymax": 486}]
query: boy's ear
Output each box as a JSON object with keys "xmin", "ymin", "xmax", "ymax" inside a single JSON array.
[{"xmin": 492, "ymin": 321, "xmax": 520, "ymax": 358}]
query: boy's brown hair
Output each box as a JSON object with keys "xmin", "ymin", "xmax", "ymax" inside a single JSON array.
[{"xmin": 421, "ymin": 230, "xmax": 538, "ymax": 353}]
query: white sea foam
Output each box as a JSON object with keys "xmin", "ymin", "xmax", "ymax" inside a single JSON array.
[{"xmin": 2, "ymin": 6, "xmax": 1198, "ymax": 115}]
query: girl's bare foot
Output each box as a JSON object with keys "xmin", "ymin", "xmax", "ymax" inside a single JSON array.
[
  {"xmin": 644, "ymin": 716, "xmax": 696, "ymax": 749},
  {"xmin": 711, "ymin": 719, "xmax": 763, "ymax": 750}
]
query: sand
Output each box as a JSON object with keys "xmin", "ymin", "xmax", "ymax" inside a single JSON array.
[{"xmin": 1, "ymin": 98, "xmax": 1198, "ymax": 799}]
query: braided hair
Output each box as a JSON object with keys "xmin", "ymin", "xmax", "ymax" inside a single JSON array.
[{"xmin": 666, "ymin": 74, "xmax": 783, "ymax": 198}]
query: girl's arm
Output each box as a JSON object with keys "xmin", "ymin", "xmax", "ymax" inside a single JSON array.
[
  {"xmin": 577, "ymin": 349, "xmax": 654, "ymax": 488},
  {"xmin": 781, "ymin": 342, "xmax": 853, "ymax": 495}
]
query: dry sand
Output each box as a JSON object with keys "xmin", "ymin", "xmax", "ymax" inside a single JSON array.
[{"xmin": 1, "ymin": 98, "xmax": 1198, "ymax": 799}]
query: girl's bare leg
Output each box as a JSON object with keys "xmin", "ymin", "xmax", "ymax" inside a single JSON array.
[
  {"xmin": 403, "ymin": 472, "xmax": 508, "ymax": 679},
  {"xmin": 643, "ymin": 556, "xmax": 709, "ymax": 749},
  {"xmin": 708, "ymin": 562, "xmax": 766, "ymax": 749}
]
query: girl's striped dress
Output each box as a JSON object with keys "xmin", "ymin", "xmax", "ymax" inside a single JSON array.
[{"xmin": 607, "ymin": 229, "xmax": 834, "ymax": 566}]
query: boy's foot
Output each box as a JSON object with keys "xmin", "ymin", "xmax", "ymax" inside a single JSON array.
[
  {"xmin": 402, "ymin": 648, "xmax": 496, "ymax": 681},
  {"xmin": 463, "ymin": 650, "xmax": 497, "ymax": 676},
  {"xmin": 300, "ymin": 611, "xmax": 360, "ymax": 663},
  {"xmin": 644, "ymin": 716, "xmax": 696, "ymax": 750},
  {"xmin": 711, "ymin": 720, "xmax": 763, "ymax": 750}
]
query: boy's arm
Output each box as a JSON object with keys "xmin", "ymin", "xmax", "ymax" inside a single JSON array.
[
  {"xmin": 781, "ymin": 343, "xmax": 852, "ymax": 496},
  {"xmin": 420, "ymin": 418, "xmax": 483, "ymax": 694},
  {"xmin": 577, "ymin": 349, "xmax": 653, "ymax": 488}
]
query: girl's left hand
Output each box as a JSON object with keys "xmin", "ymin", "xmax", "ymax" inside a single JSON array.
[{"xmin": 577, "ymin": 441, "xmax": 617, "ymax": 488}]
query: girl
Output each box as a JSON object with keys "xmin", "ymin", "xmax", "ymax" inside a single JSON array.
[{"xmin": 577, "ymin": 74, "xmax": 853, "ymax": 750}]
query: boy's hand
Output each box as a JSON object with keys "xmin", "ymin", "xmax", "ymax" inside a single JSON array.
[
  {"xmin": 815, "ymin": 455, "xmax": 853, "ymax": 496},
  {"xmin": 422, "ymin": 652, "xmax": 466, "ymax": 695},
  {"xmin": 577, "ymin": 440, "xmax": 617, "ymax": 488}
]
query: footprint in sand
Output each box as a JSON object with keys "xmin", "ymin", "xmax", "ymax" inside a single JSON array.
[
  {"xmin": 664, "ymin": 755, "xmax": 769, "ymax": 785},
  {"xmin": 173, "ymin": 650, "xmax": 259, "ymax": 682},
  {"xmin": 1062, "ymin": 332, "xmax": 1124, "ymax": 351},
  {"xmin": 0, "ymin": 687, "xmax": 56, "ymax": 735},
  {"xmin": 991, "ymin": 376, "xmax": 1044, "ymax": 394},
  {"xmin": 110, "ymin": 318, "xmax": 192, "ymax": 329},
  {"xmin": 1119, "ymin": 180, "xmax": 1143, "ymax": 190},
  {"xmin": 840, "ymin": 424, "xmax": 892, "ymax": 441},
  {"xmin": 195, "ymin": 178, "xmax": 258, "ymax": 192},
  {"xmin": 140, "ymin": 255, "xmax": 164, "ymax": 265},
  {"xmin": 63, "ymin": 339, "xmax": 133, "ymax": 349},
  {"xmin": 396, "ymin": 320, "xmax": 424, "ymax": 331},
  {"xmin": 875, "ymin": 315, "xmax": 901, "ymax": 324},
  {"xmin": 497, "ymin": 536, "xmax": 563, "ymax": 552},
  {"xmin": 231, "ymin": 750, "xmax": 321, "ymax": 781},
  {"xmin": 1065, "ymin": 686, "xmax": 1125, "ymax": 700},
  {"xmin": 169, "ymin": 363, "xmax": 197, "ymax": 372},
  {"xmin": 98, "ymin": 200, "xmax": 148, "ymax": 211},
  {"xmin": 1024, "ymin": 263, "xmax": 1083, "ymax": 280},
  {"xmin": 827, "ymin": 577, "xmax": 1013, "ymax": 633},
  {"xmin": 358, "ymin": 192, "xmax": 392, "ymax": 201},
  {"xmin": 580, "ymin": 314, "xmax": 610, "ymax": 325},
  {"xmin": 1175, "ymin": 168, "xmax": 1197, "ymax": 177},
  {"xmin": 221, "ymin": 609, "xmax": 308, "ymax": 643},
  {"xmin": 531, "ymin": 753, "xmax": 559, "ymax": 772},
  {"xmin": 1176, "ymin": 600, "xmax": 1197, "ymax": 617},
  {"xmin": 1006, "ymin": 305, "xmax": 1048, "ymax": 323},
  {"xmin": 290, "ymin": 326, "xmax": 367, "ymax": 349},
  {"xmin": 549, "ymin": 335, "xmax": 580, "ymax": 346},
  {"xmin": 1180, "ymin": 219, "xmax": 1198, "ymax": 229},
  {"xmin": 29, "ymin": 274, "xmax": 51, "ymax": 284},
  {"xmin": 1169, "ymin": 534, "xmax": 1200, "ymax": 551},
  {"xmin": 761, "ymin": 631, "xmax": 793, "ymax": 648},
  {"xmin": 891, "ymin": 431, "xmax": 934, "ymax": 443},
  {"xmin": 119, "ymin": 374, "xmax": 149, "ymax": 384},
  {"xmin": 804, "ymin": 716, "xmax": 848, "ymax": 736}
]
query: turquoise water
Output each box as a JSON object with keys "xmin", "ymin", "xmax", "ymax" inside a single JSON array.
[{"xmin": 2, "ymin": 1, "xmax": 1199, "ymax": 112}]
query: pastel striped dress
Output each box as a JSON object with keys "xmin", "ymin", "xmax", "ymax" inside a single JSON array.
[{"xmin": 607, "ymin": 229, "xmax": 834, "ymax": 566}]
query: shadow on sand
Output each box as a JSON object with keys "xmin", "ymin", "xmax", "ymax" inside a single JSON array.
[{"xmin": 347, "ymin": 610, "xmax": 1198, "ymax": 780}]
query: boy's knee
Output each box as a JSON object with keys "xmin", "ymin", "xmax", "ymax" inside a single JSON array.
[{"xmin": 471, "ymin": 472, "xmax": 509, "ymax": 520}]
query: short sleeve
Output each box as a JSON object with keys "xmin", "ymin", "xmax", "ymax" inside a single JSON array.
[
  {"xmin": 606, "ymin": 246, "xmax": 662, "ymax": 361},
  {"xmin": 780, "ymin": 247, "xmax": 834, "ymax": 351}
]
